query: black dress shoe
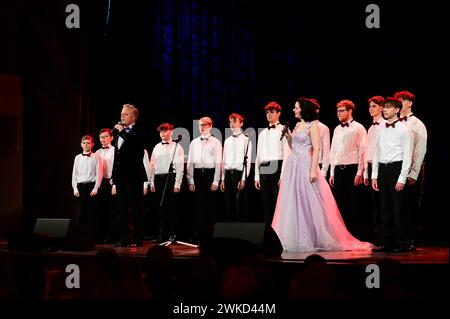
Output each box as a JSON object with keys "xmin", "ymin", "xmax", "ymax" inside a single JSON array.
[
  {"xmin": 392, "ymin": 246, "xmax": 406, "ymax": 253},
  {"xmin": 120, "ymin": 240, "xmax": 130, "ymax": 247},
  {"xmin": 135, "ymin": 240, "xmax": 143, "ymax": 247},
  {"xmin": 188, "ymin": 238, "xmax": 198, "ymax": 245},
  {"xmin": 155, "ymin": 237, "xmax": 165, "ymax": 244}
]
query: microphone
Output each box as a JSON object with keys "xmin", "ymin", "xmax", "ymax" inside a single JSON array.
[
  {"xmin": 280, "ymin": 120, "xmax": 290, "ymax": 141},
  {"xmin": 173, "ymin": 135, "xmax": 182, "ymax": 142},
  {"xmin": 112, "ymin": 121, "xmax": 124, "ymax": 134}
]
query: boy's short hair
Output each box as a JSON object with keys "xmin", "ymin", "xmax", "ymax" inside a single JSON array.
[
  {"xmin": 394, "ymin": 91, "xmax": 415, "ymax": 103},
  {"xmin": 228, "ymin": 113, "xmax": 245, "ymax": 123},
  {"xmin": 368, "ymin": 96, "xmax": 385, "ymax": 106},
  {"xmin": 382, "ymin": 97, "xmax": 403, "ymax": 110},
  {"xmin": 99, "ymin": 128, "xmax": 113, "ymax": 136},
  {"xmin": 336, "ymin": 99, "xmax": 355, "ymax": 112},
  {"xmin": 81, "ymin": 134, "xmax": 94, "ymax": 142},
  {"xmin": 123, "ymin": 103, "xmax": 139, "ymax": 119},
  {"xmin": 264, "ymin": 101, "xmax": 282, "ymax": 112},
  {"xmin": 199, "ymin": 117, "xmax": 213, "ymax": 126},
  {"xmin": 157, "ymin": 123, "xmax": 174, "ymax": 131}
]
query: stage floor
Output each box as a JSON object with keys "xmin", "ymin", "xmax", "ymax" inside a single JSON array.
[{"xmin": 1, "ymin": 240, "xmax": 447, "ymax": 265}]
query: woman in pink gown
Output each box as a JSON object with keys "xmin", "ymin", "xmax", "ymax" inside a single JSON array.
[{"xmin": 272, "ymin": 98, "xmax": 373, "ymax": 252}]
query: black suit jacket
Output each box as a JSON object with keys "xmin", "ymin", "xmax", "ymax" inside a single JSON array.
[{"xmin": 112, "ymin": 124, "xmax": 146, "ymax": 184}]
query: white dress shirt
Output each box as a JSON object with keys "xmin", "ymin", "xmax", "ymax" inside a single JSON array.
[
  {"xmin": 401, "ymin": 113, "xmax": 427, "ymax": 180},
  {"xmin": 187, "ymin": 135, "xmax": 223, "ymax": 186},
  {"xmin": 222, "ymin": 132, "xmax": 252, "ymax": 182},
  {"xmin": 72, "ymin": 152, "xmax": 103, "ymax": 193},
  {"xmin": 330, "ymin": 119, "xmax": 367, "ymax": 177},
  {"xmin": 149, "ymin": 141, "xmax": 184, "ymax": 189},
  {"xmin": 317, "ymin": 121, "xmax": 330, "ymax": 177},
  {"xmin": 371, "ymin": 120, "xmax": 413, "ymax": 184},
  {"xmin": 364, "ymin": 117, "xmax": 386, "ymax": 179},
  {"xmin": 254, "ymin": 123, "xmax": 290, "ymax": 181},
  {"xmin": 95, "ymin": 144, "xmax": 115, "ymax": 179},
  {"xmin": 143, "ymin": 149, "xmax": 151, "ymax": 188}
]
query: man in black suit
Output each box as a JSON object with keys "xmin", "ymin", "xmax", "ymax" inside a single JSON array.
[{"xmin": 111, "ymin": 104, "xmax": 147, "ymax": 247}]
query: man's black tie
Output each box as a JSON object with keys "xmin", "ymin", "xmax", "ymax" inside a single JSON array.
[
  {"xmin": 201, "ymin": 137, "xmax": 209, "ymax": 141},
  {"xmin": 372, "ymin": 122, "xmax": 379, "ymax": 126},
  {"xmin": 102, "ymin": 146, "xmax": 109, "ymax": 149},
  {"xmin": 267, "ymin": 124, "xmax": 276, "ymax": 130},
  {"xmin": 82, "ymin": 153, "xmax": 91, "ymax": 157},
  {"xmin": 162, "ymin": 142, "xmax": 169, "ymax": 145},
  {"xmin": 340, "ymin": 122, "xmax": 349, "ymax": 127}
]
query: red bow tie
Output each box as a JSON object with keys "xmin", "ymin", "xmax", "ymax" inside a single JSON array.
[{"xmin": 386, "ymin": 121, "xmax": 397, "ymax": 128}]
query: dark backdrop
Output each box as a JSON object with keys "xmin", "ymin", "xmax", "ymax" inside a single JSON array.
[{"xmin": 17, "ymin": 0, "xmax": 448, "ymax": 244}]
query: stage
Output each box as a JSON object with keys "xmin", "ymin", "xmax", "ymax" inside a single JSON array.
[{"xmin": 0, "ymin": 239, "xmax": 447, "ymax": 301}]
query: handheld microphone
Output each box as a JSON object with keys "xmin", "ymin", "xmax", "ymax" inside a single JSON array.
[
  {"xmin": 173, "ymin": 135, "xmax": 182, "ymax": 142},
  {"xmin": 112, "ymin": 121, "xmax": 124, "ymax": 134},
  {"xmin": 280, "ymin": 120, "xmax": 290, "ymax": 141}
]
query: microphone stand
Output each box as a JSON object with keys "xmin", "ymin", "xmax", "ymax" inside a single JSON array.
[
  {"xmin": 236, "ymin": 134, "xmax": 250, "ymax": 201},
  {"xmin": 159, "ymin": 137, "xmax": 198, "ymax": 248},
  {"xmin": 159, "ymin": 141, "xmax": 178, "ymax": 208}
]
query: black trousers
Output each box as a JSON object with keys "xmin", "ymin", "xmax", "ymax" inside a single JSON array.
[
  {"xmin": 367, "ymin": 163, "xmax": 381, "ymax": 244},
  {"xmin": 378, "ymin": 161, "xmax": 404, "ymax": 248},
  {"xmin": 401, "ymin": 163, "xmax": 425, "ymax": 245},
  {"xmin": 332, "ymin": 164, "xmax": 362, "ymax": 237},
  {"xmin": 154, "ymin": 173, "xmax": 178, "ymax": 240},
  {"xmin": 193, "ymin": 168, "xmax": 217, "ymax": 242},
  {"xmin": 116, "ymin": 181, "xmax": 145, "ymax": 244},
  {"xmin": 76, "ymin": 182, "xmax": 97, "ymax": 238},
  {"xmin": 224, "ymin": 169, "xmax": 248, "ymax": 222},
  {"xmin": 259, "ymin": 160, "xmax": 282, "ymax": 224},
  {"xmin": 96, "ymin": 178, "xmax": 117, "ymax": 243}
]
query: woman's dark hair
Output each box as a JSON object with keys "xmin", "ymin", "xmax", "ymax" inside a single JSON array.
[{"xmin": 298, "ymin": 98, "xmax": 319, "ymax": 122}]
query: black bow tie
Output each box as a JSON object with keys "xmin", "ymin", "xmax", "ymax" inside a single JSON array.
[
  {"xmin": 232, "ymin": 133, "xmax": 242, "ymax": 138},
  {"xmin": 162, "ymin": 142, "xmax": 169, "ymax": 145},
  {"xmin": 340, "ymin": 122, "xmax": 349, "ymax": 127},
  {"xmin": 201, "ymin": 137, "xmax": 209, "ymax": 141},
  {"xmin": 82, "ymin": 153, "xmax": 92, "ymax": 157},
  {"xmin": 386, "ymin": 121, "xmax": 397, "ymax": 128},
  {"xmin": 102, "ymin": 146, "xmax": 110, "ymax": 149},
  {"xmin": 267, "ymin": 124, "xmax": 276, "ymax": 130},
  {"xmin": 372, "ymin": 122, "xmax": 380, "ymax": 126},
  {"xmin": 399, "ymin": 117, "xmax": 407, "ymax": 122}
]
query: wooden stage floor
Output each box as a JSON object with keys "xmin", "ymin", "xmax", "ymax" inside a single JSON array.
[{"xmin": 1, "ymin": 240, "xmax": 446, "ymax": 264}]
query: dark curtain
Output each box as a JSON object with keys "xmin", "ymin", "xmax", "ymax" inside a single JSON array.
[
  {"xmin": 93, "ymin": 0, "xmax": 259, "ymax": 139},
  {"xmin": 22, "ymin": 0, "xmax": 448, "ymax": 244}
]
